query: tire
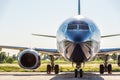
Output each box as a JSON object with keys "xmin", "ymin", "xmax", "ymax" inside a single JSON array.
[
  {"xmin": 79, "ymin": 69, "xmax": 83, "ymax": 77},
  {"xmin": 54, "ymin": 65, "xmax": 59, "ymax": 74},
  {"xmin": 108, "ymin": 64, "xmax": 112, "ymax": 74},
  {"xmin": 47, "ymin": 64, "xmax": 51, "ymax": 74},
  {"xmin": 99, "ymin": 64, "xmax": 104, "ymax": 74},
  {"xmin": 75, "ymin": 69, "xmax": 78, "ymax": 78},
  {"xmin": 118, "ymin": 55, "xmax": 120, "ymax": 66}
]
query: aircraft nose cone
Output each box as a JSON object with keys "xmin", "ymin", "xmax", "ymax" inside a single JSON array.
[
  {"xmin": 66, "ymin": 31, "xmax": 90, "ymax": 42},
  {"xmin": 73, "ymin": 34, "xmax": 83, "ymax": 42}
]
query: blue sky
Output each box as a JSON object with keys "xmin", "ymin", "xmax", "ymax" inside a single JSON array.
[{"xmin": 0, "ymin": 0, "xmax": 120, "ymax": 50}]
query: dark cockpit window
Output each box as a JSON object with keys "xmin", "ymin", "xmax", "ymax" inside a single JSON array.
[
  {"xmin": 67, "ymin": 21, "xmax": 89, "ymax": 31},
  {"xmin": 67, "ymin": 24, "xmax": 77, "ymax": 30},
  {"xmin": 79, "ymin": 24, "xmax": 89, "ymax": 30},
  {"xmin": 79, "ymin": 22, "xmax": 89, "ymax": 30}
]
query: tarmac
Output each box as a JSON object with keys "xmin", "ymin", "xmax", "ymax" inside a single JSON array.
[{"xmin": 0, "ymin": 72, "xmax": 120, "ymax": 80}]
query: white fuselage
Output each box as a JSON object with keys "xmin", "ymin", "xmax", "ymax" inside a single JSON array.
[{"xmin": 56, "ymin": 15, "xmax": 101, "ymax": 63}]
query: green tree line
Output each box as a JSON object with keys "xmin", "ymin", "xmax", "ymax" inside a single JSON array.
[
  {"xmin": 0, "ymin": 51, "xmax": 118, "ymax": 64},
  {"xmin": 0, "ymin": 52, "xmax": 17, "ymax": 63}
]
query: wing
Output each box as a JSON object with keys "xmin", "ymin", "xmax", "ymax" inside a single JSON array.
[
  {"xmin": 0, "ymin": 33, "xmax": 58, "ymax": 55},
  {"xmin": 32, "ymin": 33, "xmax": 56, "ymax": 38},
  {"xmin": 98, "ymin": 48, "xmax": 120, "ymax": 54},
  {"xmin": 34, "ymin": 48, "xmax": 59, "ymax": 55},
  {"xmin": 32, "ymin": 33, "xmax": 120, "ymax": 38},
  {"xmin": 101, "ymin": 34, "xmax": 120, "ymax": 38},
  {"xmin": 0, "ymin": 45, "xmax": 59, "ymax": 55},
  {"xmin": 0, "ymin": 45, "xmax": 29, "ymax": 51}
]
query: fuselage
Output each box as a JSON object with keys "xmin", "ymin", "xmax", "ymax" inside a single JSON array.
[{"xmin": 57, "ymin": 15, "xmax": 101, "ymax": 64}]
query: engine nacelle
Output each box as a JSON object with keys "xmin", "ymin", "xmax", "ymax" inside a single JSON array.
[
  {"xmin": 118, "ymin": 55, "xmax": 120, "ymax": 67},
  {"xmin": 18, "ymin": 49, "xmax": 41, "ymax": 69}
]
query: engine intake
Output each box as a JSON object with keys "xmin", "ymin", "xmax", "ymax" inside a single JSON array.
[{"xmin": 18, "ymin": 49, "xmax": 41, "ymax": 69}]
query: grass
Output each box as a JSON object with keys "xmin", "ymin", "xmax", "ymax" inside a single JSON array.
[{"xmin": 0, "ymin": 60, "xmax": 120, "ymax": 72}]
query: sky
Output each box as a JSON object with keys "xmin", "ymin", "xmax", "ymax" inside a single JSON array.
[{"xmin": 0, "ymin": 0, "xmax": 120, "ymax": 53}]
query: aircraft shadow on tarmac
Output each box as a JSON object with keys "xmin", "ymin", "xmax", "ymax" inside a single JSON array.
[
  {"xmin": 50, "ymin": 72, "xmax": 120, "ymax": 80},
  {"xmin": 50, "ymin": 72, "xmax": 105, "ymax": 80}
]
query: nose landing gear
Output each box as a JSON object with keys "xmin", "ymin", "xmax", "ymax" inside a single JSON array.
[{"xmin": 74, "ymin": 63, "xmax": 83, "ymax": 78}]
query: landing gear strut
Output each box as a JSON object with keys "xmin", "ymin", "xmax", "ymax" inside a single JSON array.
[
  {"xmin": 74, "ymin": 63, "xmax": 83, "ymax": 78},
  {"xmin": 46, "ymin": 55, "xmax": 59, "ymax": 74},
  {"xmin": 99, "ymin": 55, "xmax": 112, "ymax": 74}
]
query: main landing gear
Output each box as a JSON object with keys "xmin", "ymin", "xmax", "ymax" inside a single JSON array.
[
  {"xmin": 74, "ymin": 63, "xmax": 83, "ymax": 78},
  {"xmin": 99, "ymin": 55, "xmax": 112, "ymax": 74},
  {"xmin": 46, "ymin": 55, "xmax": 59, "ymax": 74}
]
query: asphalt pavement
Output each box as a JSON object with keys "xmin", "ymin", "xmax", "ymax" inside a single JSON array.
[{"xmin": 0, "ymin": 72, "xmax": 120, "ymax": 80}]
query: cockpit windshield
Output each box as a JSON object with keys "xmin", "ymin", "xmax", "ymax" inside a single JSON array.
[
  {"xmin": 79, "ymin": 24, "xmax": 89, "ymax": 30},
  {"xmin": 67, "ymin": 24, "xmax": 77, "ymax": 30},
  {"xmin": 67, "ymin": 21, "xmax": 89, "ymax": 31}
]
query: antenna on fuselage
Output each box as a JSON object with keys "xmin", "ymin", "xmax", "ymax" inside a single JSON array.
[{"xmin": 78, "ymin": 0, "xmax": 81, "ymax": 15}]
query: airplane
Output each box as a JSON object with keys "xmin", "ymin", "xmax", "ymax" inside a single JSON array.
[{"xmin": 0, "ymin": 0, "xmax": 120, "ymax": 78}]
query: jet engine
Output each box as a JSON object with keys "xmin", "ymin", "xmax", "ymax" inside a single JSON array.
[
  {"xmin": 118, "ymin": 55, "xmax": 120, "ymax": 67},
  {"xmin": 18, "ymin": 49, "xmax": 41, "ymax": 69}
]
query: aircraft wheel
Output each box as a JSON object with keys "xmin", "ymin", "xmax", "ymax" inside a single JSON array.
[
  {"xmin": 108, "ymin": 64, "xmax": 112, "ymax": 74},
  {"xmin": 79, "ymin": 69, "xmax": 83, "ymax": 77},
  {"xmin": 54, "ymin": 65, "xmax": 59, "ymax": 74},
  {"xmin": 118, "ymin": 55, "xmax": 120, "ymax": 66},
  {"xmin": 75, "ymin": 69, "xmax": 78, "ymax": 78},
  {"xmin": 47, "ymin": 64, "xmax": 51, "ymax": 74},
  {"xmin": 99, "ymin": 64, "xmax": 104, "ymax": 74}
]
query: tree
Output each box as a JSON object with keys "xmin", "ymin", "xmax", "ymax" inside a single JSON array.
[
  {"xmin": 5, "ymin": 57, "xmax": 14, "ymax": 64},
  {"xmin": 0, "ymin": 52, "xmax": 7, "ymax": 63},
  {"xmin": 12, "ymin": 54, "xmax": 17, "ymax": 60},
  {"xmin": 111, "ymin": 53, "xmax": 117, "ymax": 60}
]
